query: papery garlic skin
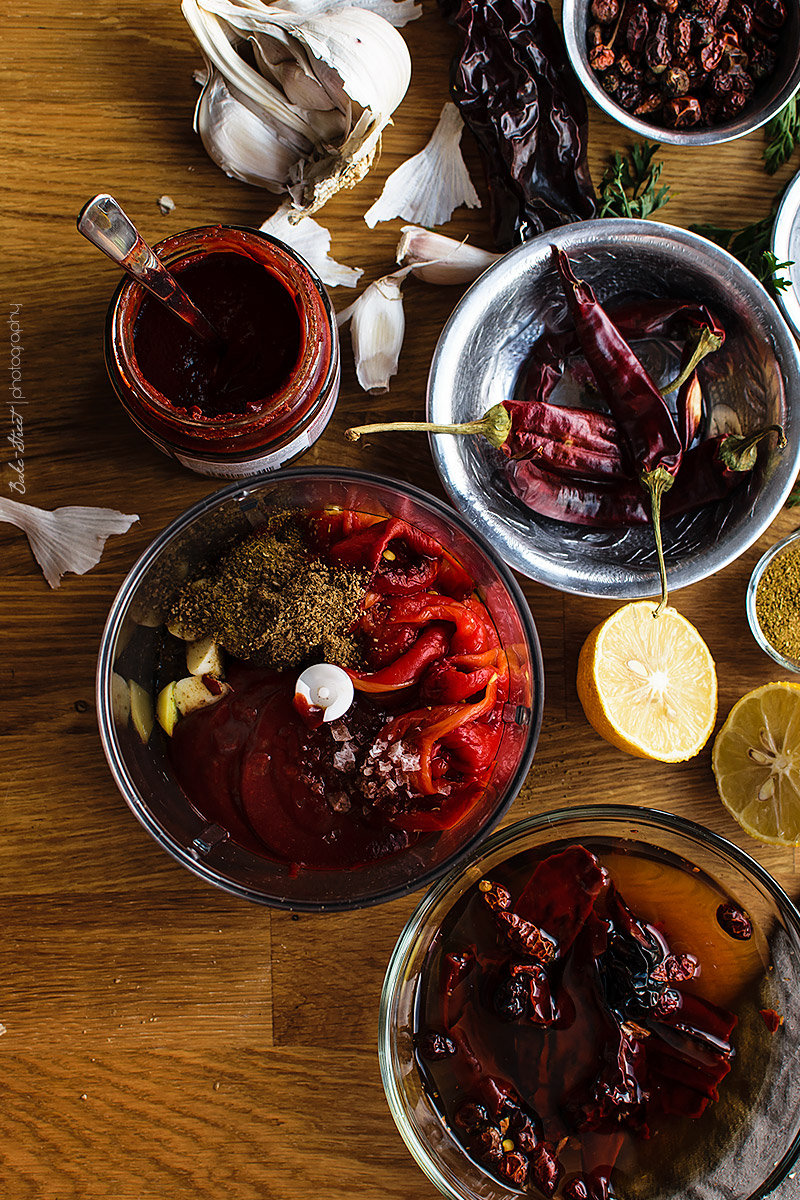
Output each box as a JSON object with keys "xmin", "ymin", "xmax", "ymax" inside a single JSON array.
[
  {"xmin": 396, "ymin": 225, "xmax": 501, "ymax": 284},
  {"xmin": 183, "ymin": 0, "xmax": 412, "ymax": 216},
  {"xmin": 0, "ymin": 498, "xmax": 138, "ymax": 590},
  {"xmin": 337, "ymin": 268, "xmax": 411, "ymax": 393},
  {"xmin": 364, "ymin": 103, "xmax": 480, "ymax": 230},
  {"xmin": 260, "ymin": 201, "xmax": 363, "ymax": 287}
]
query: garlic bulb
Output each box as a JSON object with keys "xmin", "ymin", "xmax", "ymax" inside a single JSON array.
[
  {"xmin": 182, "ymin": 0, "xmax": 412, "ymax": 216},
  {"xmin": 396, "ymin": 225, "xmax": 501, "ymax": 284},
  {"xmin": 363, "ymin": 103, "xmax": 480, "ymax": 229},
  {"xmin": 337, "ymin": 268, "xmax": 411, "ymax": 393},
  {"xmin": 260, "ymin": 200, "xmax": 363, "ymax": 286},
  {"xmin": 0, "ymin": 497, "xmax": 138, "ymax": 589}
]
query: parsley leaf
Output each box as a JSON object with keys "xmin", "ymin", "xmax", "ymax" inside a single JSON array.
[
  {"xmin": 764, "ymin": 97, "xmax": 800, "ymax": 175},
  {"xmin": 598, "ymin": 141, "xmax": 672, "ymax": 220},
  {"xmin": 689, "ymin": 211, "xmax": 793, "ymax": 297}
]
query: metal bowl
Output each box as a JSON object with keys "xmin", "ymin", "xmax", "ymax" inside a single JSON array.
[
  {"xmin": 427, "ymin": 219, "xmax": 800, "ymax": 599},
  {"xmin": 562, "ymin": 0, "xmax": 800, "ymax": 146}
]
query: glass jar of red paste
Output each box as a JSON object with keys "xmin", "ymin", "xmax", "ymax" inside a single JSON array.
[{"xmin": 105, "ymin": 225, "xmax": 339, "ymax": 478}]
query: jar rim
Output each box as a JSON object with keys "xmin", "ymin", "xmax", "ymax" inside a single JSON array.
[{"xmin": 106, "ymin": 224, "xmax": 336, "ymax": 433}]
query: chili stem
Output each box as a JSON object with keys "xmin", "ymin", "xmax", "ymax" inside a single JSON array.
[
  {"xmin": 641, "ymin": 466, "xmax": 674, "ymax": 617},
  {"xmin": 660, "ymin": 326, "xmax": 723, "ymax": 397},
  {"xmin": 345, "ymin": 403, "xmax": 512, "ymax": 449}
]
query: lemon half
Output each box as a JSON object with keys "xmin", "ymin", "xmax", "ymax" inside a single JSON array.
[
  {"xmin": 577, "ymin": 601, "xmax": 718, "ymax": 762},
  {"xmin": 712, "ymin": 681, "xmax": 800, "ymax": 845}
]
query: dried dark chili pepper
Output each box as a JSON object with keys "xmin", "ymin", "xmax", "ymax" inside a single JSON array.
[
  {"xmin": 553, "ymin": 246, "xmax": 683, "ymax": 611},
  {"xmin": 505, "ymin": 424, "xmax": 785, "ymax": 526},
  {"xmin": 439, "ymin": 0, "xmax": 596, "ymax": 249},
  {"xmin": 716, "ymin": 902, "xmax": 753, "ymax": 939}
]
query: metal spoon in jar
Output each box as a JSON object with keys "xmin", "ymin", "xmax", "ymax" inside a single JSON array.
[{"xmin": 76, "ymin": 194, "xmax": 223, "ymax": 347}]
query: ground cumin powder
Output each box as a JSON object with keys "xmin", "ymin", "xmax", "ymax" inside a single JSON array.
[
  {"xmin": 755, "ymin": 542, "xmax": 800, "ymax": 661},
  {"xmin": 168, "ymin": 512, "xmax": 369, "ymax": 669}
]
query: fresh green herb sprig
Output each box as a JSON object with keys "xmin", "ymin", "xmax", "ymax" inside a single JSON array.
[
  {"xmin": 786, "ymin": 481, "xmax": 800, "ymax": 507},
  {"xmin": 690, "ymin": 212, "xmax": 793, "ymax": 297},
  {"xmin": 598, "ymin": 141, "xmax": 671, "ymax": 220},
  {"xmin": 764, "ymin": 98, "xmax": 800, "ymax": 175}
]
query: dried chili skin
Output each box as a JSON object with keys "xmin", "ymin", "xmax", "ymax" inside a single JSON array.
[{"xmin": 442, "ymin": 0, "xmax": 596, "ymax": 250}]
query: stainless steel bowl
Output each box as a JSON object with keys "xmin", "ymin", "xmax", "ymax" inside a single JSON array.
[
  {"xmin": 427, "ymin": 219, "xmax": 800, "ymax": 599},
  {"xmin": 562, "ymin": 0, "xmax": 800, "ymax": 146}
]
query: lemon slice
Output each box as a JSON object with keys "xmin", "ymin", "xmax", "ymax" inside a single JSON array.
[
  {"xmin": 577, "ymin": 601, "xmax": 717, "ymax": 762},
  {"xmin": 712, "ymin": 682, "xmax": 800, "ymax": 845}
]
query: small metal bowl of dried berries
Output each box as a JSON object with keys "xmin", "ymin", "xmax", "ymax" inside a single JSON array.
[
  {"xmin": 379, "ymin": 805, "xmax": 800, "ymax": 1200},
  {"xmin": 96, "ymin": 467, "xmax": 544, "ymax": 912},
  {"xmin": 562, "ymin": 0, "xmax": 800, "ymax": 144},
  {"xmin": 428, "ymin": 218, "xmax": 800, "ymax": 598}
]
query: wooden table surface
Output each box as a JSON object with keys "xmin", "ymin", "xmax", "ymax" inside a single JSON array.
[{"xmin": 4, "ymin": 1, "xmax": 800, "ymax": 1196}]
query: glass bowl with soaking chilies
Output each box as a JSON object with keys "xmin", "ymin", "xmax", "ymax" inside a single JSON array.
[
  {"xmin": 746, "ymin": 525, "xmax": 800, "ymax": 672},
  {"xmin": 96, "ymin": 467, "xmax": 544, "ymax": 912},
  {"xmin": 379, "ymin": 805, "xmax": 800, "ymax": 1200}
]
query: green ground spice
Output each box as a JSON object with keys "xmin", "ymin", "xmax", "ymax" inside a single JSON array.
[
  {"xmin": 755, "ymin": 543, "xmax": 800, "ymax": 661},
  {"xmin": 167, "ymin": 512, "xmax": 369, "ymax": 670}
]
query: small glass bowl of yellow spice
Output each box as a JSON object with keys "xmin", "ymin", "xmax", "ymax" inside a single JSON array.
[{"xmin": 746, "ymin": 527, "xmax": 800, "ymax": 672}]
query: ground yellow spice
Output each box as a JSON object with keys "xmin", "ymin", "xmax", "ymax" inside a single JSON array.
[
  {"xmin": 755, "ymin": 543, "xmax": 800, "ymax": 661},
  {"xmin": 168, "ymin": 511, "xmax": 370, "ymax": 669}
]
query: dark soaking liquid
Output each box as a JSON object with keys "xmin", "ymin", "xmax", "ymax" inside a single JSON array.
[
  {"xmin": 132, "ymin": 251, "xmax": 302, "ymax": 416},
  {"xmin": 166, "ymin": 508, "xmax": 511, "ymax": 872},
  {"xmin": 414, "ymin": 839, "xmax": 771, "ymax": 1200}
]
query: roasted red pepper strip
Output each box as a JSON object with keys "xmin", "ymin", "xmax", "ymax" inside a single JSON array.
[
  {"xmin": 347, "ymin": 623, "xmax": 451, "ymax": 692},
  {"xmin": 421, "ymin": 650, "xmax": 500, "ymax": 703},
  {"xmin": 328, "ymin": 516, "xmax": 443, "ymax": 594},
  {"xmin": 383, "ymin": 670, "xmax": 501, "ymax": 801},
  {"xmin": 377, "ymin": 593, "xmax": 498, "ymax": 655}
]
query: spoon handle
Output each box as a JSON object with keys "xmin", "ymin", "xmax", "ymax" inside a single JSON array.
[{"xmin": 77, "ymin": 194, "xmax": 223, "ymax": 347}]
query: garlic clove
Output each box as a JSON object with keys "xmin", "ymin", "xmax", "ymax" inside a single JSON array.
[
  {"xmin": 260, "ymin": 201, "xmax": 363, "ymax": 287},
  {"xmin": 183, "ymin": 0, "xmax": 320, "ymax": 141},
  {"xmin": 364, "ymin": 102, "xmax": 480, "ymax": 229},
  {"xmin": 195, "ymin": 69, "xmax": 310, "ymax": 190},
  {"xmin": 0, "ymin": 497, "xmax": 138, "ymax": 589},
  {"xmin": 396, "ymin": 225, "xmax": 501, "ymax": 284},
  {"xmin": 337, "ymin": 267, "xmax": 411, "ymax": 393}
]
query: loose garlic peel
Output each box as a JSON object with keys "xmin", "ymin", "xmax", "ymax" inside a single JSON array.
[
  {"xmin": 0, "ymin": 497, "xmax": 138, "ymax": 589},
  {"xmin": 364, "ymin": 103, "xmax": 480, "ymax": 230},
  {"xmin": 182, "ymin": 0, "xmax": 412, "ymax": 216},
  {"xmin": 260, "ymin": 201, "xmax": 363, "ymax": 287}
]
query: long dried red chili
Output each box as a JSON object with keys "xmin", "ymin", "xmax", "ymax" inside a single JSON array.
[
  {"xmin": 506, "ymin": 425, "xmax": 785, "ymax": 527},
  {"xmin": 553, "ymin": 247, "xmax": 685, "ymax": 610}
]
